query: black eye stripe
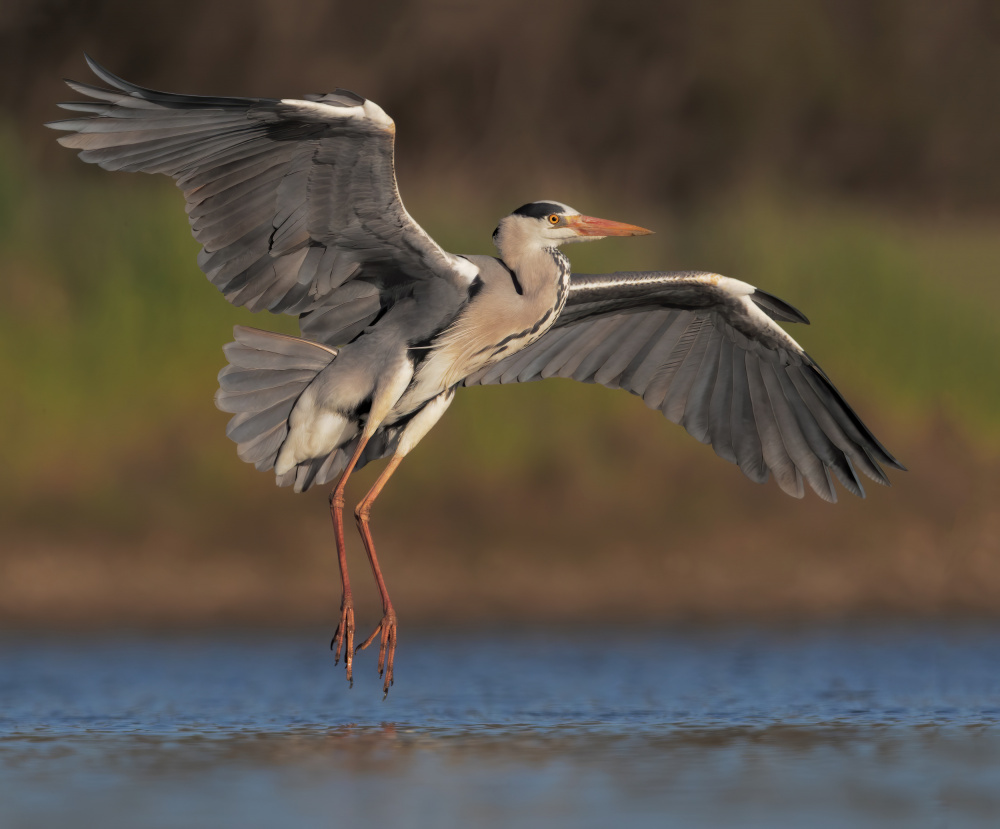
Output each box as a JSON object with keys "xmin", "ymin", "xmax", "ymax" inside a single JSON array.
[{"xmin": 512, "ymin": 201, "xmax": 565, "ymax": 219}]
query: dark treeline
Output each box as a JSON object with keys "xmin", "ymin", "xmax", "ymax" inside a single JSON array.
[{"xmin": 4, "ymin": 0, "xmax": 999, "ymax": 210}]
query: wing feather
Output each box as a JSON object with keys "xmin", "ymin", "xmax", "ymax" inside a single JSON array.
[
  {"xmin": 505, "ymin": 328, "xmax": 580, "ymax": 382},
  {"xmin": 747, "ymin": 354, "xmax": 803, "ymax": 497},
  {"xmin": 623, "ymin": 313, "xmax": 689, "ymax": 396},
  {"xmin": 511, "ymin": 326, "xmax": 581, "ymax": 382},
  {"xmin": 759, "ymin": 360, "xmax": 835, "ymax": 502},
  {"xmin": 543, "ymin": 316, "xmax": 622, "ymax": 380},
  {"xmin": 644, "ymin": 314, "xmax": 710, "ymax": 411},
  {"xmin": 570, "ymin": 317, "xmax": 644, "ymax": 383},
  {"xmin": 679, "ymin": 329, "xmax": 723, "ymax": 444},
  {"xmin": 731, "ymin": 349, "xmax": 769, "ymax": 484},
  {"xmin": 661, "ymin": 314, "xmax": 714, "ymax": 422},
  {"xmin": 708, "ymin": 336, "xmax": 737, "ymax": 464},
  {"xmin": 465, "ymin": 270, "xmax": 903, "ymax": 499},
  {"xmin": 592, "ymin": 311, "xmax": 670, "ymax": 387},
  {"xmin": 49, "ymin": 58, "xmax": 475, "ymax": 346}
]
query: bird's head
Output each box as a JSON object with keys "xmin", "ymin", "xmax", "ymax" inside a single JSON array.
[{"xmin": 493, "ymin": 201, "xmax": 652, "ymax": 256}]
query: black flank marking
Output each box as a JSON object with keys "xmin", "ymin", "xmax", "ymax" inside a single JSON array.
[
  {"xmin": 368, "ymin": 303, "xmax": 390, "ymax": 328},
  {"xmin": 408, "ymin": 320, "xmax": 455, "ymax": 367},
  {"xmin": 352, "ymin": 397, "xmax": 372, "ymax": 418},
  {"xmin": 407, "ymin": 272, "xmax": 483, "ymax": 366},
  {"xmin": 467, "ymin": 275, "xmax": 484, "ymax": 300},
  {"xmin": 407, "ymin": 345, "xmax": 435, "ymax": 367}
]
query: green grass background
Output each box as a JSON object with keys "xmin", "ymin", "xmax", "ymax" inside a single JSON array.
[{"xmin": 2, "ymin": 124, "xmax": 998, "ymax": 535}]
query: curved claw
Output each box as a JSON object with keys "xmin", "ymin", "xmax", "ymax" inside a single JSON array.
[
  {"xmin": 330, "ymin": 596, "xmax": 356, "ymax": 686},
  {"xmin": 356, "ymin": 609, "xmax": 397, "ymax": 697}
]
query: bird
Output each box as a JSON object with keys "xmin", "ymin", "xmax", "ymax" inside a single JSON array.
[{"xmin": 50, "ymin": 57, "xmax": 904, "ymax": 696}]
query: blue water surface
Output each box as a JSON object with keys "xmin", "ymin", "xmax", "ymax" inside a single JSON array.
[{"xmin": 1, "ymin": 624, "xmax": 999, "ymax": 828}]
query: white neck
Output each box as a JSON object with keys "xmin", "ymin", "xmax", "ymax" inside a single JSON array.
[{"xmin": 494, "ymin": 216, "xmax": 568, "ymax": 291}]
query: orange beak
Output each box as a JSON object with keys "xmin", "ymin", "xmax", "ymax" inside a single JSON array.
[{"xmin": 565, "ymin": 214, "xmax": 654, "ymax": 237}]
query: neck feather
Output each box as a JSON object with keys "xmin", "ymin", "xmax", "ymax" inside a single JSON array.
[{"xmin": 496, "ymin": 219, "xmax": 566, "ymax": 295}]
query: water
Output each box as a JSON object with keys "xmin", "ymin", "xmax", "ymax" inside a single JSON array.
[{"xmin": 1, "ymin": 625, "xmax": 999, "ymax": 828}]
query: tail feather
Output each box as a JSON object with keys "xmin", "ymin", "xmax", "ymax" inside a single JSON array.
[
  {"xmin": 215, "ymin": 379, "xmax": 314, "ymax": 414},
  {"xmin": 278, "ymin": 442, "xmax": 351, "ymax": 493},
  {"xmin": 216, "ymin": 325, "xmax": 406, "ymax": 492},
  {"xmin": 219, "ymin": 368, "xmax": 318, "ymax": 393},
  {"xmin": 242, "ymin": 423, "xmax": 287, "ymax": 466},
  {"xmin": 289, "ymin": 453, "xmax": 337, "ymax": 493},
  {"xmin": 225, "ymin": 397, "xmax": 297, "ymax": 444},
  {"xmin": 223, "ymin": 340, "xmax": 336, "ymax": 373},
  {"xmin": 227, "ymin": 327, "xmax": 337, "ymax": 360},
  {"xmin": 215, "ymin": 326, "xmax": 338, "ymax": 474}
]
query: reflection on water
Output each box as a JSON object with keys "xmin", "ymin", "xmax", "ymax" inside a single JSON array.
[{"xmin": 1, "ymin": 626, "xmax": 999, "ymax": 828}]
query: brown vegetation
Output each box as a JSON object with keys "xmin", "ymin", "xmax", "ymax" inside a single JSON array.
[
  {"xmin": 5, "ymin": 0, "xmax": 1000, "ymax": 210},
  {"xmin": 3, "ymin": 411, "xmax": 997, "ymax": 629}
]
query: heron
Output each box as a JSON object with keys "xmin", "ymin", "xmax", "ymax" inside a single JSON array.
[{"xmin": 50, "ymin": 58, "xmax": 903, "ymax": 695}]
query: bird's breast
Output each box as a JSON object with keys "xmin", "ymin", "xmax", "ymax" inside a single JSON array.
[
  {"xmin": 479, "ymin": 247, "xmax": 570, "ymax": 362},
  {"xmin": 391, "ymin": 249, "xmax": 570, "ymax": 417}
]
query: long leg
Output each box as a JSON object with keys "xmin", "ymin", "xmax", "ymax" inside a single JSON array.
[
  {"xmin": 352, "ymin": 454, "xmax": 402, "ymax": 688},
  {"xmin": 328, "ymin": 432, "xmax": 373, "ymax": 684},
  {"xmin": 327, "ymin": 359, "xmax": 415, "ymax": 686},
  {"xmin": 354, "ymin": 389, "xmax": 455, "ymax": 696}
]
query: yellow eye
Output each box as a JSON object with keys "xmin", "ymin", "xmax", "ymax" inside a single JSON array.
[{"xmin": 548, "ymin": 214, "xmax": 560, "ymax": 225}]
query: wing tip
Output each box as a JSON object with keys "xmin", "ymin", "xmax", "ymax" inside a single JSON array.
[
  {"xmin": 751, "ymin": 288, "xmax": 811, "ymax": 325},
  {"xmin": 82, "ymin": 53, "xmax": 121, "ymax": 89}
]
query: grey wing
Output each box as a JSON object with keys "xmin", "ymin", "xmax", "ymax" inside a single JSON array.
[
  {"xmin": 48, "ymin": 56, "xmax": 478, "ymax": 345},
  {"xmin": 465, "ymin": 270, "xmax": 905, "ymax": 502}
]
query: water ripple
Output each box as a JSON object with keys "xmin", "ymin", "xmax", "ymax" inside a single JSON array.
[{"xmin": 1, "ymin": 624, "xmax": 999, "ymax": 828}]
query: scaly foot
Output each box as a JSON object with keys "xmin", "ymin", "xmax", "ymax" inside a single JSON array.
[
  {"xmin": 356, "ymin": 608, "xmax": 397, "ymax": 698},
  {"xmin": 330, "ymin": 595, "xmax": 356, "ymax": 686}
]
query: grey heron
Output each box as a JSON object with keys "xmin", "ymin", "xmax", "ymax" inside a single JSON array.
[{"xmin": 50, "ymin": 58, "xmax": 904, "ymax": 695}]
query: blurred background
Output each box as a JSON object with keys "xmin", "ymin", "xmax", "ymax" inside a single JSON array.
[{"xmin": 2, "ymin": 0, "xmax": 999, "ymax": 630}]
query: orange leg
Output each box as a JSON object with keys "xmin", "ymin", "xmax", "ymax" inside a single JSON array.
[
  {"xmin": 354, "ymin": 454, "xmax": 405, "ymax": 697},
  {"xmin": 340, "ymin": 388, "xmax": 454, "ymax": 696},
  {"xmin": 328, "ymin": 433, "xmax": 373, "ymax": 685}
]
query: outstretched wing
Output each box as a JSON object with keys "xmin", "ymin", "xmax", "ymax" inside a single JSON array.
[
  {"xmin": 465, "ymin": 271, "xmax": 905, "ymax": 502},
  {"xmin": 48, "ymin": 56, "xmax": 478, "ymax": 345}
]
